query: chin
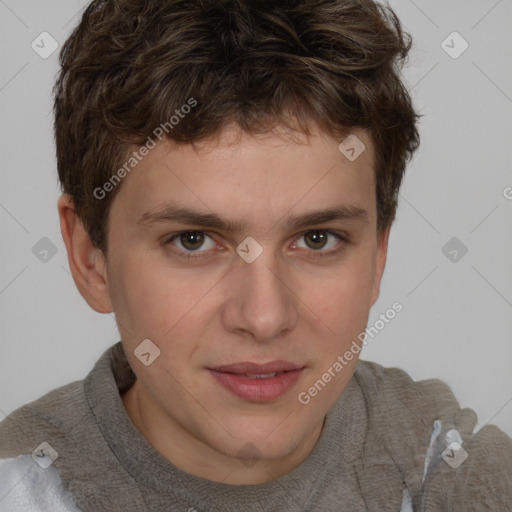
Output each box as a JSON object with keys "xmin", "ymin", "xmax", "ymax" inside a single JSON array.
[{"xmin": 209, "ymin": 417, "xmax": 306, "ymax": 459}]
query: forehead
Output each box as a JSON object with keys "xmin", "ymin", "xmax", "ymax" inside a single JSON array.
[{"xmin": 108, "ymin": 124, "xmax": 376, "ymax": 232}]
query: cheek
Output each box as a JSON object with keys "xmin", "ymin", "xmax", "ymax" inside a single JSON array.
[
  {"xmin": 110, "ymin": 260, "xmax": 205, "ymax": 383},
  {"xmin": 108, "ymin": 254, "xmax": 200, "ymax": 337},
  {"xmin": 313, "ymin": 256, "xmax": 376, "ymax": 331},
  {"xmin": 299, "ymin": 263, "xmax": 375, "ymax": 406}
]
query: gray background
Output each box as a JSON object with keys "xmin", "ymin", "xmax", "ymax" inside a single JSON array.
[{"xmin": 1, "ymin": 0, "xmax": 511, "ymax": 438}]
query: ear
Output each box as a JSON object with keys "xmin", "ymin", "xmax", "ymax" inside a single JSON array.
[
  {"xmin": 57, "ymin": 193, "xmax": 113, "ymax": 314},
  {"xmin": 370, "ymin": 225, "xmax": 391, "ymax": 307}
]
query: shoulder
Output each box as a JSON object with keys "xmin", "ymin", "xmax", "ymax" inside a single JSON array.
[
  {"xmin": 0, "ymin": 379, "xmax": 87, "ymax": 459},
  {"xmin": 0, "ymin": 455, "xmax": 81, "ymax": 511},
  {"xmin": 354, "ymin": 359, "xmax": 480, "ymax": 437},
  {"xmin": 0, "ymin": 341, "xmax": 123, "ymax": 459},
  {"xmin": 355, "ymin": 359, "xmax": 466, "ymax": 416},
  {"xmin": 354, "ymin": 359, "xmax": 512, "ymax": 510}
]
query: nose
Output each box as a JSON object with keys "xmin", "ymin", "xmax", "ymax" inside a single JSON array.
[{"xmin": 221, "ymin": 250, "xmax": 299, "ymax": 343}]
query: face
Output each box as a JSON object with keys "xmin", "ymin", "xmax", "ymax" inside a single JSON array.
[{"xmin": 71, "ymin": 123, "xmax": 389, "ymax": 479}]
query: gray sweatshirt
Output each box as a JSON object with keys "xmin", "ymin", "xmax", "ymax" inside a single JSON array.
[{"xmin": 0, "ymin": 341, "xmax": 511, "ymax": 511}]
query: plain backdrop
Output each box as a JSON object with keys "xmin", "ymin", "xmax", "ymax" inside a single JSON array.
[{"xmin": 1, "ymin": 0, "xmax": 511, "ymax": 438}]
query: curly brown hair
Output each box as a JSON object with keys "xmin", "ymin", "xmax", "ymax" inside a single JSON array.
[{"xmin": 53, "ymin": 0, "xmax": 420, "ymax": 254}]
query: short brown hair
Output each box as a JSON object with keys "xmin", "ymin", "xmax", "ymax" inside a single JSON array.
[{"xmin": 53, "ymin": 0, "xmax": 420, "ymax": 254}]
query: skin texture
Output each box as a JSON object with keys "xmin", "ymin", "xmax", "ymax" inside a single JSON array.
[{"xmin": 58, "ymin": 123, "xmax": 390, "ymax": 485}]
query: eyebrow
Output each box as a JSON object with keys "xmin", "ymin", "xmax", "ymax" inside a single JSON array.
[{"xmin": 137, "ymin": 203, "xmax": 369, "ymax": 232}]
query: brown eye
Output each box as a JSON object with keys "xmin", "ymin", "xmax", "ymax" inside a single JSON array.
[
  {"xmin": 293, "ymin": 230, "xmax": 346, "ymax": 259},
  {"xmin": 303, "ymin": 230, "xmax": 330, "ymax": 250},
  {"xmin": 179, "ymin": 231, "xmax": 205, "ymax": 251},
  {"xmin": 164, "ymin": 231, "xmax": 217, "ymax": 257}
]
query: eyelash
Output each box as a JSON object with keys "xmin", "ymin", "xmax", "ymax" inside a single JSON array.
[{"xmin": 162, "ymin": 230, "xmax": 348, "ymax": 261}]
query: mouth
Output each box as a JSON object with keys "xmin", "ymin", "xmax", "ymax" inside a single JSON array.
[
  {"xmin": 208, "ymin": 361, "xmax": 305, "ymax": 402},
  {"xmin": 228, "ymin": 372, "xmax": 286, "ymax": 379}
]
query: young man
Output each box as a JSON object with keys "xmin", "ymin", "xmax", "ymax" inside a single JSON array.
[{"xmin": 1, "ymin": 0, "xmax": 511, "ymax": 510}]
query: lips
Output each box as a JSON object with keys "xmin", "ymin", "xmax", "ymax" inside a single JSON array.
[
  {"xmin": 208, "ymin": 361, "xmax": 305, "ymax": 402},
  {"xmin": 210, "ymin": 361, "xmax": 303, "ymax": 374}
]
